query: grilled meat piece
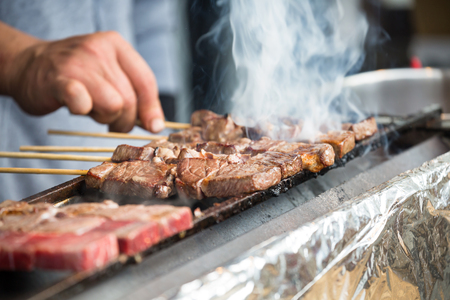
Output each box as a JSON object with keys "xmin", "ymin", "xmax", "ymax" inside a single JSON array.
[
  {"xmin": 274, "ymin": 143, "xmax": 335, "ymax": 173},
  {"xmin": 178, "ymin": 148, "xmax": 206, "ymax": 160},
  {"xmin": 86, "ymin": 162, "xmax": 118, "ymax": 189},
  {"xmin": 176, "ymin": 158, "xmax": 226, "ymax": 199},
  {"xmin": 111, "ymin": 144, "xmax": 154, "ymax": 162},
  {"xmin": 144, "ymin": 139, "xmax": 180, "ymax": 149},
  {"xmin": 244, "ymin": 137, "xmax": 286, "ymax": 155},
  {"xmin": 316, "ymin": 131, "xmax": 355, "ymax": 159},
  {"xmin": 250, "ymin": 151, "xmax": 302, "ymax": 179},
  {"xmin": 99, "ymin": 160, "xmax": 176, "ymax": 199},
  {"xmin": 201, "ymin": 163, "xmax": 282, "ymax": 198},
  {"xmin": 342, "ymin": 117, "xmax": 378, "ymax": 141},
  {"xmin": 202, "ymin": 114, "xmax": 244, "ymax": 142},
  {"xmin": 155, "ymin": 146, "xmax": 179, "ymax": 162},
  {"xmin": 168, "ymin": 127, "xmax": 203, "ymax": 143},
  {"xmin": 247, "ymin": 118, "xmax": 303, "ymax": 140},
  {"xmin": 196, "ymin": 138, "xmax": 251, "ymax": 154},
  {"xmin": 191, "ymin": 109, "xmax": 221, "ymax": 126}
]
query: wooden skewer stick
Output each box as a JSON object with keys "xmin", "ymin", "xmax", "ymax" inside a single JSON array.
[
  {"xmin": 0, "ymin": 152, "xmax": 111, "ymax": 162},
  {"xmin": 20, "ymin": 146, "xmax": 116, "ymax": 152},
  {"xmin": 135, "ymin": 119, "xmax": 191, "ymax": 130},
  {"xmin": 48, "ymin": 129, "xmax": 167, "ymax": 140},
  {"xmin": 0, "ymin": 168, "xmax": 87, "ymax": 175},
  {"xmin": 164, "ymin": 121, "xmax": 191, "ymax": 130}
]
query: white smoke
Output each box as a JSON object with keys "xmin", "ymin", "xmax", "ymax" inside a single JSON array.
[{"xmin": 227, "ymin": 0, "xmax": 368, "ymax": 140}]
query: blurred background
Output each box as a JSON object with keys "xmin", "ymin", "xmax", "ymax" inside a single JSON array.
[{"xmin": 175, "ymin": 0, "xmax": 450, "ymax": 120}]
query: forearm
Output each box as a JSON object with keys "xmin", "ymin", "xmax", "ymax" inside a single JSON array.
[{"xmin": 0, "ymin": 21, "xmax": 42, "ymax": 95}]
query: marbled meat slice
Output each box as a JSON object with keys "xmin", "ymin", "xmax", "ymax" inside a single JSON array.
[
  {"xmin": 168, "ymin": 127, "xmax": 203, "ymax": 143},
  {"xmin": 0, "ymin": 231, "xmax": 35, "ymax": 270},
  {"xmin": 274, "ymin": 143, "xmax": 335, "ymax": 173},
  {"xmin": 76, "ymin": 205, "xmax": 193, "ymax": 242},
  {"xmin": 86, "ymin": 161, "xmax": 118, "ymax": 189},
  {"xmin": 32, "ymin": 231, "xmax": 118, "ymax": 271},
  {"xmin": 176, "ymin": 157, "xmax": 226, "ymax": 199},
  {"xmin": 111, "ymin": 144, "xmax": 154, "ymax": 162},
  {"xmin": 58, "ymin": 200, "xmax": 119, "ymax": 217},
  {"xmin": 95, "ymin": 220, "xmax": 158, "ymax": 256},
  {"xmin": 250, "ymin": 151, "xmax": 302, "ymax": 179},
  {"xmin": 0, "ymin": 200, "xmax": 56, "ymax": 217},
  {"xmin": 201, "ymin": 163, "xmax": 282, "ymax": 198},
  {"xmin": 0, "ymin": 231, "xmax": 118, "ymax": 272},
  {"xmin": 32, "ymin": 216, "xmax": 106, "ymax": 235},
  {"xmin": 139, "ymin": 205, "xmax": 193, "ymax": 240},
  {"xmin": 316, "ymin": 131, "xmax": 355, "ymax": 159},
  {"xmin": 101, "ymin": 161, "xmax": 176, "ymax": 199},
  {"xmin": 342, "ymin": 117, "xmax": 378, "ymax": 141},
  {"xmin": 0, "ymin": 210, "xmax": 57, "ymax": 232}
]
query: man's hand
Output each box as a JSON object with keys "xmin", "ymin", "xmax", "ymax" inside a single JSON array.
[{"xmin": 0, "ymin": 23, "xmax": 165, "ymax": 133}]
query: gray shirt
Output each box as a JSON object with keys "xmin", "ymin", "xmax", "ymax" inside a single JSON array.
[{"xmin": 0, "ymin": 0, "xmax": 181, "ymax": 200}]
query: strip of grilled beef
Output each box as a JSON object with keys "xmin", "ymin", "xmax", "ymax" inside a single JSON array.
[
  {"xmin": 249, "ymin": 151, "xmax": 302, "ymax": 179},
  {"xmin": 168, "ymin": 126, "xmax": 204, "ymax": 143},
  {"xmin": 244, "ymin": 137, "xmax": 287, "ymax": 155},
  {"xmin": 86, "ymin": 161, "xmax": 118, "ymax": 190},
  {"xmin": 111, "ymin": 144, "xmax": 155, "ymax": 162},
  {"xmin": 196, "ymin": 137, "xmax": 333, "ymax": 173},
  {"xmin": 99, "ymin": 160, "xmax": 176, "ymax": 199},
  {"xmin": 176, "ymin": 157, "xmax": 226, "ymax": 200},
  {"xmin": 201, "ymin": 162, "xmax": 282, "ymax": 198},
  {"xmin": 342, "ymin": 116, "xmax": 378, "ymax": 141},
  {"xmin": 315, "ymin": 131, "xmax": 356, "ymax": 159},
  {"xmin": 273, "ymin": 142, "xmax": 335, "ymax": 173},
  {"xmin": 196, "ymin": 138, "xmax": 252, "ymax": 155}
]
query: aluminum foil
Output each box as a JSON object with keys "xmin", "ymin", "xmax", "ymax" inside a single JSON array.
[{"xmin": 155, "ymin": 151, "xmax": 450, "ymax": 300}]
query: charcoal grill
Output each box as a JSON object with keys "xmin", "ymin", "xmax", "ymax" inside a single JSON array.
[{"xmin": 2, "ymin": 68, "xmax": 450, "ymax": 300}]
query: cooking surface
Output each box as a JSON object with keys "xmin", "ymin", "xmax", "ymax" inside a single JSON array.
[
  {"xmin": 73, "ymin": 136, "xmax": 449, "ymax": 300},
  {"xmin": 1, "ymin": 69, "xmax": 449, "ymax": 300}
]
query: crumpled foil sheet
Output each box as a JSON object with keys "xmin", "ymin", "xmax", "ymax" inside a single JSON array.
[{"xmin": 158, "ymin": 152, "xmax": 450, "ymax": 300}]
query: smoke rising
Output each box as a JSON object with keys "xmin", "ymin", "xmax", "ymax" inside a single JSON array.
[{"xmin": 226, "ymin": 0, "xmax": 369, "ymax": 140}]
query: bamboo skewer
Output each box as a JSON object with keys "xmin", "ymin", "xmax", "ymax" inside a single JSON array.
[
  {"xmin": 0, "ymin": 152, "xmax": 111, "ymax": 162},
  {"xmin": 0, "ymin": 168, "xmax": 87, "ymax": 175},
  {"xmin": 164, "ymin": 121, "xmax": 191, "ymax": 130},
  {"xmin": 135, "ymin": 119, "xmax": 190, "ymax": 130},
  {"xmin": 48, "ymin": 129, "xmax": 167, "ymax": 140},
  {"xmin": 20, "ymin": 146, "xmax": 116, "ymax": 152}
]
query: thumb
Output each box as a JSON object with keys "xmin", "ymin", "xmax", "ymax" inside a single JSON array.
[{"xmin": 52, "ymin": 77, "xmax": 93, "ymax": 115}]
